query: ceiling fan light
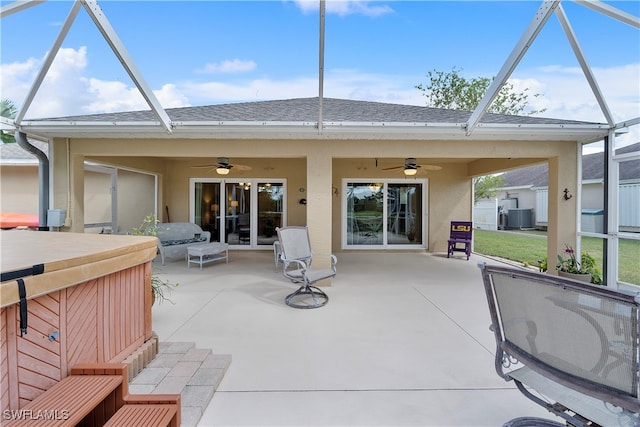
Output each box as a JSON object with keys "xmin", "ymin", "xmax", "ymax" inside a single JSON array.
[
  {"xmin": 216, "ymin": 167, "xmax": 230, "ymax": 175},
  {"xmin": 404, "ymin": 168, "xmax": 418, "ymax": 176}
]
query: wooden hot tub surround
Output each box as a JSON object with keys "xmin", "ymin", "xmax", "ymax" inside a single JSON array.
[{"xmin": 0, "ymin": 231, "xmax": 158, "ymax": 412}]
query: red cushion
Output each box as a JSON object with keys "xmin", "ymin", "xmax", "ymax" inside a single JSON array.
[{"xmin": 0, "ymin": 212, "xmax": 39, "ymax": 228}]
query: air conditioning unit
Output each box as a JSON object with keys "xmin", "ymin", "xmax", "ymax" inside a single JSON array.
[{"xmin": 507, "ymin": 208, "xmax": 533, "ymax": 229}]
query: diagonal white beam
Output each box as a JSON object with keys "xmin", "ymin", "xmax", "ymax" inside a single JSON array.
[
  {"xmin": 80, "ymin": 0, "xmax": 172, "ymax": 133},
  {"xmin": 465, "ymin": 0, "xmax": 560, "ymax": 136},
  {"xmin": 0, "ymin": 0, "xmax": 45, "ymax": 18},
  {"xmin": 555, "ymin": 3, "xmax": 614, "ymax": 126},
  {"xmin": 573, "ymin": 0, "xmax": 640, "ymax": 29},
  {"xmin": 15, "ymin": 1, "xmax": 82, "ymax": 125}
]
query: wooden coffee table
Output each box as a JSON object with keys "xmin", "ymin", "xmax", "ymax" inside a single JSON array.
[{"xmin": 187, "ymin": 243, "xmax": 228, "ymax": 269}]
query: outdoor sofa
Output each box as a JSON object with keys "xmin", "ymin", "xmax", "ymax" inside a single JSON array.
[{"xmin": 156, "ymin": 222, "xmax": 210, "ymax": 265}]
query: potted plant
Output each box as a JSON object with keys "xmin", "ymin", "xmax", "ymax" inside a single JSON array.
[
  {"xmin": 150, "ymin": 274, "xmax": 177, "ymax": 305},
  {"xmin": 129, "ymin": 214, "xmax": 179, "ymax": 304},
  {"xmin": 554, "ymin": 244, "xmax": 603, "ymax": 284}
]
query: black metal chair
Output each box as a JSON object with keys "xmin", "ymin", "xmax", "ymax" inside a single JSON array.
[
  {"xmin": 479, "ymin": 263, "xmax": 640, "ymax": 427},
  {"xmin": 275, "ymin": 226, "xmax": 336, "ymax": 309}
]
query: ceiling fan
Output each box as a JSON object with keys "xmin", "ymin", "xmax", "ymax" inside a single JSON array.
[
  {"xmin": 192, "ymin": 157, "xmax": 252, "ymax": 175},
  {"xmin": 382, "ymin": 158, "xmax": 442, "ymax": 176}
]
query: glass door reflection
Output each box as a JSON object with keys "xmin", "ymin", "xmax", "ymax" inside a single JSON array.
[
  {"xmin": 194, "ymin": 182, "xmax": 221, "ymax": 242},
  {"xmin": 258, "ymin": 182, "xmax": 283, "ymax": 245},
  {"xmin": 387, "ymin": 183, "xmax": 422, "ymax": 245},
  {"xmin": 347, "ymin": 183, "xmax": 384, "ymax": 245},
  {"xmin": 226, "ymin": 182, "xmax": 251, "ymax": 245}
]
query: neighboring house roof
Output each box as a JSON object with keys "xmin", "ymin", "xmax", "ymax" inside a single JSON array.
[
  {"xmin": 0, "ymin": 140, "xmax": 48, "ymax": 165},
  {"xmin": 18, "ymin": 97, "xmax": 608, "ymax": 141},
  {"xmin": 500, "ymin": 163, "xmax": 550, "ymax": 188},
  {"xmin": 501, "ymin": 142, "xmax": 640, "ymax": 188}
]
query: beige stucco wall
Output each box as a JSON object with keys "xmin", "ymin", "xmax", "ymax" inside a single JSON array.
[
  {"xmin": 84, "ymin": 169, "xmax": 112, "ymax": 228},
  {"xmin": 0, "ymin": 165, "xmax": 39, "ymax": 214},
  {"xmin": 49, "ymin": 136, "xmax": 580, "ymax": 269},
  {"xmin": 117, "ymin": 169, "xmax": 157, "ymax": 232}
]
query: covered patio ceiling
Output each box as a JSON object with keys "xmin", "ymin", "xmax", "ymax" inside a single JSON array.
[{"xmin": 0, "ymin": 0, "xmax": 638, "ymax": 143}]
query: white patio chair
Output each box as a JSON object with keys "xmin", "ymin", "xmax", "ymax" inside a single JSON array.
[{"xmin": 275, "ymin": 226, "xmax": 336, "ymax": 309}]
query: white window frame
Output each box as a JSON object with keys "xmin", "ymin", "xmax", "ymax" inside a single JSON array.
[
  {"xmin": 189, "ymin": 178, "xmax": 286, "ymax": 250},
  {"xmin": 341, "ymin": 178, "xmax": 428, "ymax": 250}
]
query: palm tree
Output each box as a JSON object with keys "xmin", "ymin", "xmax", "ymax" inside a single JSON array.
[{"xmin": 1, "ymin": 99, "xmax": 18, "ymax": 143}]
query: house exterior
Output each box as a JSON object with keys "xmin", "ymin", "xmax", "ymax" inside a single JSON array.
[
  {"xmin": 1, "ymin": 139, "xmax": 155, "ymax": 232},
  {"xmin": 3, "ymin": 0, "xmax": 636, "ymax": 287},
  {"xmin": 7, "ymin": 97, "xmax": 611, "ymax": 276},
  {"xmin": 0, "ymin": 139, "xmax": 43, "ymax": 216},
  {"xmin": 487, "ymin": 142, "xmax": 640, "ymax": 232}
]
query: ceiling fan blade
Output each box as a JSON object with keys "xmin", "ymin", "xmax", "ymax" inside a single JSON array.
[
  {"xmin": 381, "ymin": 166, "xmax": 404, "ymax": 171},
  {"xmin": 192, "ymin": 164, "xmax": 216, "ymax": 168},
  {"xmin": 232, "ymin": 164, "xmax": 252, "ymax": 171},
  {"xmin": 422, "ymin": 165, "xmax": 443, "ymax": 171}
]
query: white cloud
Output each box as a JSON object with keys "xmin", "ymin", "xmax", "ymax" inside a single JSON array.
[
  {"xmin": 83, "ymin": 81, "xmax": 191, "ymax": 112},
  {"xmin": 154, "ymin": 84, "xmax": 191, "ymax": 109},
  {"xmin": 513, "ymin": 63, "xmax": 640, "ymax": 124},
  {"xmin": 6, "ymin": 47, "xmax": 94, "ymax": 119},
  {"xmin": 176, "ymin": 68, "xmax": 425, "ymax": 106},
  {"xmin": 2, "ymin": 45, "xmax": 637, "ymax": 150},
  {"xmin": 196, "ymin": 59, "xmax": 257, "ymax": 74},
  {"xmin": 84, "ymin": 79, "xmax": 147, "ymax": 113},
  {"xmin": 291, "ymin": 0, "xmax": 393, "ymax": 17},
  {"xmin": 510, "ymin": 63, "xmax": 640, "ymax": 147},
  {"xmin": 180, "ymin": 77, "xmax": 319, "ymax": 103},
  {"xmin": 1, "ymin": 47, "xmax": 191, "ymax": 118},
  {"xmin": 0, "ymin": 57, "xmax": 40, "ymax": 105}
]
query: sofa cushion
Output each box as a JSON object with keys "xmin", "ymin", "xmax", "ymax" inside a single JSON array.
[
  {"xmin": 160, "ymin": 235, "xmax": 208, "ymax": 247},
  {"xmin": 156, "ymin": 223, "xmax": 204, "ymax": 241}
]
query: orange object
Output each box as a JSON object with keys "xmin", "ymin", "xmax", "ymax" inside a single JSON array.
[{"xmin": 0, "ymin": 212, "xmax": 40, "ymax": 228}]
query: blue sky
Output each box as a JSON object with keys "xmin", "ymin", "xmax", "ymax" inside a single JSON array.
[{"xmin": 1, "ymin": 0, "xmax": 638, "ymax": 143}]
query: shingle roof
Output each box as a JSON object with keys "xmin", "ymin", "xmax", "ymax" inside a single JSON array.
[
  {"xmin": 501, "ymin": 142, "xmax": 640, "ymax": 187},
  {"xmin": 0, "ymin": 140, "xmax": 48, "ymax": 163},
  {"xmin": 38, "ymin": 97, "xmax": 598, "ymax": 126}
]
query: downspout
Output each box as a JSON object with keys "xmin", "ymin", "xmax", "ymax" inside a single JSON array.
[{"xmin": 16, "ymin": 132, "xmax": 49, "ymax": 230}]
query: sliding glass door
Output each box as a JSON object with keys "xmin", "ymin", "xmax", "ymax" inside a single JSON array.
[
  {"xmin": 191, "ymin": 179, "xmax": 286, "ymax": 249},
  {"xmin": 343, "ymin": 179, "xmax": 427, "ymax": 249}
]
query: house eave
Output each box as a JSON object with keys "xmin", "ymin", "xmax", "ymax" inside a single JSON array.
[
  {"xmin": 16, "ymin": 120, "xmax": 609, "ymax": 142},
  {"xmin": 499, "ymin": 185, "xmax": 535, "ymax": 191}
]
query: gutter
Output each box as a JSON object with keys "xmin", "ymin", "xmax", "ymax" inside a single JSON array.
[
  {"xmin": 15, "ymin": 121, "xmax": 611, "ymax": 142},
  {"xmin": 16, "ymin": 132, "xmax": 49, "ymax": 230}
]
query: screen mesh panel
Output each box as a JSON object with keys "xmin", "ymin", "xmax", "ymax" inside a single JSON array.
[{"xmin": 492, "ymin": 274, "xmax": 638, "ymax": 397}]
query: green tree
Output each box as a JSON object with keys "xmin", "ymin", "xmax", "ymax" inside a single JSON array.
[
  {"xmin": 474, "ymin": 174, "xmax": 505, "ymax": 203},
  {"xmin": 1, "ymin": 99, "xmax": 18, "ymax": 143},
  {"xmin": 416, "ymin": 67, "xmax": 546, "ymax": 116}
]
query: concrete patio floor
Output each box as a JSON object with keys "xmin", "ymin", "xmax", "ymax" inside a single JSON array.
[{"xmin": 151, "ymin": 250, "xmax": 560, "ymax": 426}]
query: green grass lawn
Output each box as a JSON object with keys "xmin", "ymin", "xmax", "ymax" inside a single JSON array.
[{"xmin": 473, "ymin": 229, "xmax": 639, "ymax": 286}]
